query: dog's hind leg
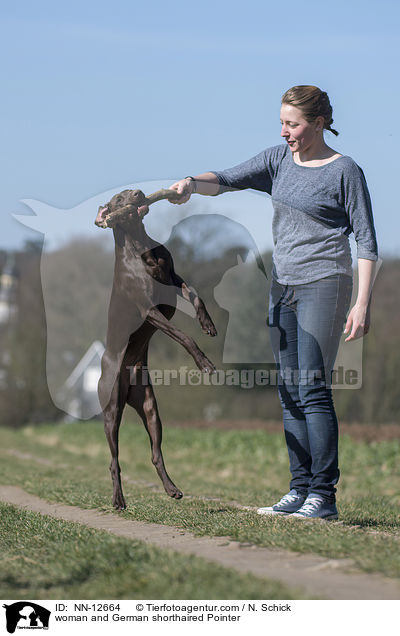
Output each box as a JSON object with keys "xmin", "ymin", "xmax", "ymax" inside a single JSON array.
[
  {"xmin": 100, "ymin": 357, "xmax": 131, "ymax": 510},
  {"xmin": 103, "ymin": 394, "xmax": 126, "ymax": 510},
  {"xmin": 127, "ymin": 355, "xmax": 183, "ymax": 499}
]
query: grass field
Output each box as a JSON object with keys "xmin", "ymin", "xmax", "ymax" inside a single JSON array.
[
  {"xmin": 0, "ymin": 419, "xmax": 399, "ymax": 598},
  {"xmin": 1, "ymin": 502, "xmax": 309, "ymax": 599}
]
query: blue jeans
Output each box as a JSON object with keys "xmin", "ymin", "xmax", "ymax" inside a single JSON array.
[{"xmin": 268, "ymin": 273, "xmax": 353, "ymax": 502}]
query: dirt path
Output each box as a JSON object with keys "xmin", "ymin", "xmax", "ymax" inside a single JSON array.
[
  {"xmin": 169, "ymin": 419, "xmax": 400, "ymax": 442},
  {"xmin": 1, "ymin": 485, "xmax": 399, "ymax": 600}
]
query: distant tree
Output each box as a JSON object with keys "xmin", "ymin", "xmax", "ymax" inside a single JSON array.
[{"xmin": 0, "ymin": 241, "xmax": 59, "ymax": 427}]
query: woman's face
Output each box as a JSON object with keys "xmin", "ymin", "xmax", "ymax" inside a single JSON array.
[{"xmin": 280, "ymin": 103, "xmax": 322, "ymax": 153}]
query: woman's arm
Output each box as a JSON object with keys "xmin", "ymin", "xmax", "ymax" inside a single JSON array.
[
  {"xmin": 167, "ymin": 148, "xmax": 277, "ymax": 204},
  {"xmin": 168, "ymin": 173, "xmax": 220, "ymax": 204},
  {"xmin": 343, "ymin": 258, "xmax": 376, "ymax": 341}
]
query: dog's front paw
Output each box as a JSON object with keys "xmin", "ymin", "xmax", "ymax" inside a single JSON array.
[
  {"xmin": 198, "ymin": 310, "xmax": 217, "ymax": 337},
  {"xmin": 195, "ymin": 355, "xmax": 216, "ymax": 374}
]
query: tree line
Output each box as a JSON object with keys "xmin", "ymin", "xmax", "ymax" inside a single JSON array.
[{"xmin": 0, "ymin": 223, "xmax": 398, "ymax": 428}]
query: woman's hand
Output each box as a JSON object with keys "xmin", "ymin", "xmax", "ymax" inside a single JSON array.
[
  {"xmin": 343, "ymin": 301, "xmax": 371, "ymax": 341},
  {"xmin": 168, "ymin": 178, "xmax": 196, "ymax": 204}
]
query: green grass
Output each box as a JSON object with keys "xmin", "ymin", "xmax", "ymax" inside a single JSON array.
[
  {"xmin": 0, "ymin": 502, "xmax": 308, "ymax": 599},
  {"xmin": 0, "ymin": 420, "xmax": 399, "ymax": 582}
]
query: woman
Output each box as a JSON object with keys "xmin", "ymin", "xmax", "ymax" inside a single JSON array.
[{"xmin": 167, "ymin": 85, "xmax": 378, "ymax": 520}]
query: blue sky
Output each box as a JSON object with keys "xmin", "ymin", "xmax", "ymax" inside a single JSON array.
[{"xmin": 1, "ymin": 0, "xmax": 399, "ymax": 255}]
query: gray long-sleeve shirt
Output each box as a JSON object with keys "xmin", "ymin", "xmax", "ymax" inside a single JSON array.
[{"xmin": 212, "ymin": 143, "xmax": 378, "ymax": 284}]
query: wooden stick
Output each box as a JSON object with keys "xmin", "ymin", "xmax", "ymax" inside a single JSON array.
[
  {"xmin": 101, "ymin": 188, "xmax": 182, "ymax": 228},
  {"xmin": 143, "ymin": 188, "xmax": 181, "ymax": 206}
]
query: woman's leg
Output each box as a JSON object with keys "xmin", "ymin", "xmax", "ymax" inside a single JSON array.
[
  {"xmin": 268, "ymin": 280, "xmax": 311, "ymax": 496},
  {"xmin": 295, "ymin": 274, "xmax": 353, "ymax": 501}
]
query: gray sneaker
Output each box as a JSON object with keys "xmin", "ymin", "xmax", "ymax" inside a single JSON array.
[
  {"xmin": 289, "ymin": 494, "xmax": 338, "ymax": 520},
  {"xmin": 257, "ymin": 489, "xmax": 307, "ymax": 516}
]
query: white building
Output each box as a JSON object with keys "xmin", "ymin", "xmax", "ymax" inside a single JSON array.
[
  {"xmin": 57, "ymin": 340, "xmax": 105, "ymax": 420},
  {"xmin": 0, "ymin": 253, "xmax": 18, "ymax": 323}
]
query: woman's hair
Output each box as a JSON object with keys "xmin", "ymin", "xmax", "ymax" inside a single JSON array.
[{"xmin": 281, "ymin": 85, "xmax": 339, "ymax": 136}]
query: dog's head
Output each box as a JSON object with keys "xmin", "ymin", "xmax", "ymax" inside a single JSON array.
[{"xmin": 95, "ymin": 189, "xmax": 149, "ymax": 228}]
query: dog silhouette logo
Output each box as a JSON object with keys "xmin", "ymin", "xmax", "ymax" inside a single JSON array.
[{"xmin": 3, "ymin": 602, "xmax": 51, "ymax": 633}]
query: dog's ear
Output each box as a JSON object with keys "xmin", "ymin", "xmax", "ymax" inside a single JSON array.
[
  {"xmin": 137, "ymin": 204, "xmax": 150, "ymax": 219},
  {"xmin": 95, "ymin": 204, "xmax": 109, "ymax": 228}
]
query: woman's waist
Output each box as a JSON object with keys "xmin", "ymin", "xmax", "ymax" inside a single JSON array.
[{"xmin": 271, "ymin": 258, "xmax": 353, "ymax": 286}]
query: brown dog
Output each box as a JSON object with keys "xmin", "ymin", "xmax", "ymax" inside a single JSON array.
[{"xmin": 95, "ymin": 189, "xmax": 217, "ymax": 510}]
